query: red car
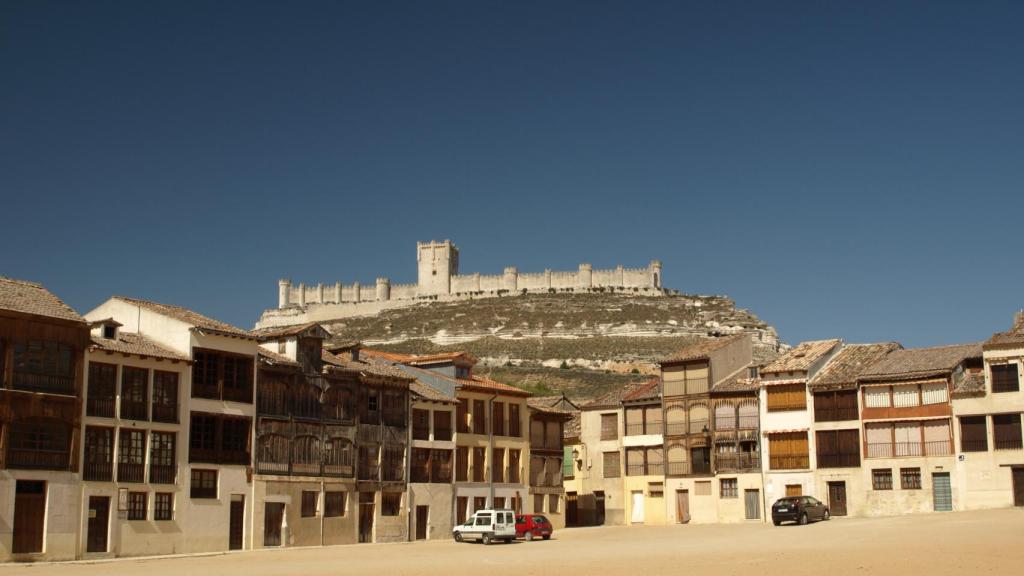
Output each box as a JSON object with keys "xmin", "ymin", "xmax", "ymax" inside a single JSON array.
[{"xmin": 515, "ymin": 514, "xmax": 553, "ymax": 541}]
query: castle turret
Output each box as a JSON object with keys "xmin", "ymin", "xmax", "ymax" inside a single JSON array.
[
  {"xmin": 278, "ymin": 279, "xmax": 291, "ymax": 308},
  {"xmin": 503, "ymin": 267, "xmax": 518, "ymax": 292},
  {"xmin": 578, "ymin": 263, "xmax": 592, "ymax": 289},
  {"xmin": 650, "ymin": 260, "xmax": 662, "ymax": 288},
  {"xmin": 417, "ymin": 240, "xmax": 459, "ymax": 296},
  {"xmin": 298, "ymin": 283, "xmax": 306, "ymax": 307},
  {"xmin": 376, "ymin": 277, "xmax": 391, "ymax": 301}
]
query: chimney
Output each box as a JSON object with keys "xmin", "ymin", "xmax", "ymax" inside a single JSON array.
[{"xmin": 1015, "ymin": 310, "xmax": 1024, "ymax": 331}]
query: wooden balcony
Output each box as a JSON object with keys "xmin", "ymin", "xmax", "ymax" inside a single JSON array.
[
  {"xmin": 434, "ymin": 426, "xmax": 453, "ymax": 442},
  {"xmin": 149, "ymin": 464, "xmax": 177, "ymax": 484},
  {"xmin": 626, "ymin": 423, "xmax": 663, "ymax": 436},
  {"xmin": 358, "ymin": 462, "xmax": 379, "ymax": 481},
  {"xmin": 382, "ymin": 464, "xmax": 404, "ymax": 482},
  {"xmin": 769, "ymin": 455, "xmax": 810, "ymax": 470},
  {"xmin": 865, "ymin": 441, "xmax": 952, "ymax": 459},
  {"xmin": 412, "ymin": 425, "xmax": 430, "ymax": 441},
  {"xmin": 292, "ymin": 462, "xmax": 322, "ymax": 476},
  {"xmin": 83, "ymin": 461, "xmax": 113, "ymax": 481},
  {"xmin": 816, "ymin": 453, "xmax": 860, "ymax": 468},
  {"xmin": 12, "ymin": 372, "xmax": 75, "ymax": 395},
  {"xmin": 715, "ymin": 452, "xmax": 761, "ymax": 472},
  {"xmin": 256, "ymin": 460, "xmax": 290, "ymax": 475},
  {"xmin": 118, "ymin": 462, "xmax": 145, "ymax": 483},
  {"xmin": 120, "ymin": 401, "xmax": 148, "ymax": 421},
  {"xmin": 6, "ymin": 448, "xmax": 70, "ymax": 470},
  {"xmin": 151, "ymin": 404, "xmax": 178, "ymax": 424},
  {"xmin": 86, "ymin": 397, "xmax": 115, "ymax": 418},
  {"xmin": 814, "ymin": 407, "xmax": 859, "ymax": 423},
  {"xmin": 666, "ymin": 460, "xmax": 711, "ymax": 476}
]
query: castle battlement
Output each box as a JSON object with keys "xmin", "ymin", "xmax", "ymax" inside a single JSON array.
[{"xmin": 261, "ymin": 241, "xmax": 664, "ymax": 327}]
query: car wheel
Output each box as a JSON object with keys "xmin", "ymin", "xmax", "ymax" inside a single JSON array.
[
  {"xmin": 525, "ymin": 531, "xmax": 534, "ymax": 542},
  {"xmin": 542, "ymin": 535, "xmax": 550, "ymax": 540},
  {"xmin": 482, "ymin": 534, "xmax": 492, "ymax": 546},
  {"xmin": 823, "ymin": 510, "xmax": 830, "ymax": 521},
  {"xmin": 798, "ymin": 513, "xmax": 808, "ymax": 526},
  {"xmin": 773, "ymin": 519, "xmax": 781, "ymax": 526},
  {"xmin": 454, "ymin": 532, "xmax": 463, "ymax": 542}
]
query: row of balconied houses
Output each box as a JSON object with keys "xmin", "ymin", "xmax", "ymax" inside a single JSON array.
[
  {"xmin": 563, "ymin": 315, "xmax": 1024, "ymax": 525},
  {"xmin": 0, "ymin": 277, "xmax": 571, "ymax": 561}
]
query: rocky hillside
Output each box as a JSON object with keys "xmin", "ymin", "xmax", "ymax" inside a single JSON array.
[{"xmin": 322, "ymin": 292, "xmax": 782, "ymax": 402}]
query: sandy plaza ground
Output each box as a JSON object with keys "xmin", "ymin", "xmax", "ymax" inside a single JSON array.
[{"xmin": 1, "ymin": 508, "xmax": 1022, "ymax": 576}]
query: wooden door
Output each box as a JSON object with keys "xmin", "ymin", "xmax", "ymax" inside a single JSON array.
[
  {"xmin": 415, "ymin": 505, "xmax": 429, "ymax": 540},
  {"xmin": 744, "ymin": 489, "xmax": 760, "ymax": 520},
  {"xmin": 828, "ymin": 482, "xmax": 847, "ymax": 516},
  {"xmin": 263, "ymin": 502, "xmax": 284, "ymax": 547},
  {"xmin": 1013, "ymin": 468, "xmax": 1024, "ymax": 507},
  {"xmin": 932, "ymin": 472, "xmax": 952, "ymax": 512},
  {"xmin": 675, "ymin": 490, "xmax": 690, "ymax": 524},
  {"xmin": 358, "ymin": 492, "xmax": 375, "ymax": 543},
  {"xmin": 594, "ymin": 491, "xmax": 606, "ymax": 525},
  {"xmin": 630, "ymin": 491, "xmax": 644, "ymax": 524},
  {"xmin": 785, "ymin": 484, "xmax": 802, "ymax": 497},
  {"xmin": 13, "ymin": 481, "xmax": 46, "ymax": 554},
  {"xmin": 229, "ymin": 498, "xmax": 245, "ymax": 550},
  {"xmin": 566, "ymin": 492, "xmax": 578, "ymax": 526},
  {"xmin": 87, "ymin": 496, "xmax": 110, "ymax": 553}
]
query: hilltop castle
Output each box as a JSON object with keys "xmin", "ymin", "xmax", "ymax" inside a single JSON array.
[{"xmin": 257, "ymin": 240, "xmax": 663, "ymax": 328}]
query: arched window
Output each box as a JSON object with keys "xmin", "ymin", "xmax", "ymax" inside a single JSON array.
[
  {"xmin": 666, "ymin": 442, "xmax": 688, "ymax": 475},
  {"xmin": 293, "ymin": 382, "xmax": 321, "ymax": 420},
  {"xmin": 738, "ymin": 402, "xmax": 758, "ymax": 429},
  {"xmin": 324, "ymin": 437, "xmax": 354, "ymax": 477},
  {"xmin": 714, "ymin": 403, "xmax": 736, "ymax": 430},
  {"xmin": 688, "ymin": 404, "xmax": 709, "ymax": 434},
  {"xmin": 292, "ymin": 435, "xmax": 322, "ymax": 476},
  {"xmin": 665, "ymin": 403, "xmax": 686, "ymax": 435},
  {"xmin": 257, "ymin": 434, "xmax": 290, "ymax": 474}
]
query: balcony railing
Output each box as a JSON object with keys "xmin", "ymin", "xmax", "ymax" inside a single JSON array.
[
  {"xmin": 120, "ymin": 401, "xmax": 148, "ymax": 421},
  {"xmin": 324, "ymin": 463, "xmax": 354, "ymax": 477},
  {"xmin": 6, "ymin": 449, "xmax": 70, "ymax": 470},
  {"xmin": 665, "ymin": 460, "xmax": 712, "ymax": 476},
  {"xmin": 292, "ymin": 461, "xmax": 322, "ymax": 476},
  {"xmin": 865, "ymin": 441, "xmax": 952, "ymax": 459},
  {"xmin": 738, "ymin": 416, "xmax": 759, "ymax": 430},
  {"xmin": 412, "ymin": 425, "xmax": 430, "ymax": 441},
  {"xmin": 715, "ymin": 452, "xmax": 761, "ymax": 471},
  {"xmin": 960, "ymin": 439, "xmax": 988, "ymax": 452},
  {"xmin": 149, "ymin": 464, "xmax": 177, "ymax": 484},
  {"xmin": 816, "ymin": 453, "xmax": 860, "ymax": 468},
  {"xmin": 118, "ymin": 462, "xmax": 145, "ymax": 483},
  {"xmin": 769, "ymin": 455, "xmax": 810, "ymax": 470},
  {"xmin": 83, "ymin": 461, "xmax": 113, "ymax": 481},
  {"xmin": 814, "ymin": 407, "xmax": 859, "ymax": 423},
  {"xmin": 257, "ymin": 460, "xmax": 290, "ymax": 475},
  {"xmin": 12, "ymin": 372, "xmax": 75, "ymax": 395},
  {"xmin": 994, "ymin": 438, "xmax": 1024, "ymax": 451},
  {"xmin": 151, "ymin": 404, "xmax": 178, "ymax": 424},
  {"xmin": 357, "ymin": 425, "xmax": 381, "ymax": 444},
  {"xmin": 626, "ymin": 423, "xmax": 663, "ymax": 436},
  {"xmin": 626, "ymin": 463, "xmax": 665, "ymax": 476},
  {"xmin": 222, "ymin": 386, "xmax": 252, "ymax": 404},
  {"xmin": 689, "ymin": 419, "xmax": 709, "ymax": 435},
  {"xmin": 86, "ymin": 397, "xmax": 115, "ymax": 418}
]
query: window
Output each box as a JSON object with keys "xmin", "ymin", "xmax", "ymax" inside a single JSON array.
[
  {"xmin": 83, "ymin": 426, "xmax": 114, "ymax": 481},
  {"xmin": 127, "ymin": 492, "xmax": 147, "ymax": 520},
  {"xmin": 154, "ymin": 493, "xmax": 173, "ymax": 521},
  {"xmin": 960, "ymin": 416, "xmax": 988, "ymax": 452},
  {"xmin": 815, "ymin": 429, "xmax": 860, "ymax": 468},
  {"xmin": 900, "ymin": 468, "xmax": 922, "ymax": 490},
  {"xmin": 456, "ymin": 446, "xmax": 469, "ymax": 482},
  {"xmin": 118, "ymin": 429, "xmax": 146, "ymax": 483},
  {"xmin": 301, "ymin": 491, "xmax": 318, "ymax": 517},
  {"xmin": 472, "ymin": 400, "xmax": 486, "ymax": 434},
  {"xmin": 381, "ymin": 492, "xmax": 401, "ymax": 516},
  {"xmin": 472, "ymin": 447, "xmax": 486, "ymax": 482},
  {"xmin": 508, "ymin": 449, "xmax": 521, "ymax": 483},
  {"xmin": 433, "ymin": 411, "xmax": 452, "ymax": 441},
  {"xmin": 6, "ymin": 418, "xmax": 72, "ymax": 470},
  {"xmin": 509, "ymin": 404, "xmax": 521, "ymax": 437},
  {"xmin": 534, "ymin": 494, "xmax": 544, "ymax": 513},
  {"xmin": 152, "ymin": 371, "xmax": 179, "ymax": 423},
  {"xmin": 549, "ymin": 494, "xmax": 560, "ymax": 512},
  {"xmin": 457, "ymin": 399, "xmax": 470, "ymax": 433},
  {"xmin": 11, "ymin": 339, "xmax": 75, "ymax": 394},
  {"xmin": 473, "ymin": 496, "xmax": 486, "ymax": 513},
  {"xmin": 191, "ymin": 469, "xmax": 217, "ymax": 499},
  {"xmin": 432, "ymin": 449, "xmax": 452, "ymax": 483},
  {"xmin": 189, "ymin": 412, "xmax": 252, "ymax": 464},
  {"xmin": 766, "ymin": 384, "xmax": 806, "ymax": 412},
  {"xmin": 603, "ymin": 451, "xmax": 621, "ymax": 478},
  {"xmin": 493, "ymin": 401, "xmax": 505, "ymax": 436},
  {"xmin": 492, "ymin": 448, "xmax": 505, "ymax": 483},
  {"xmin": 695, "ymin": 481, "xmax": 712, "ymax": 496},
  {"xmin": 411, "ymin": 448, "xmax": 431, "ymax": 483},
  {"xmin": 149, "ymin": 431, "xmax": 177, "ymax": 484},
  {"xmin": 367, "ymin": 393, "xmax": 379, "ymax": 414},
  {"xmin": 720, "ymin": 478, "xmax": 738, "ymax": 498},
  {"xmin": 991, "ymin": 364, "xmax": 1020, "ymax": 393},
  {"xmin": 648, "ymin": 482, "xmax": 664, "ymax": 498},
  {"xmin": 325, "ymin": 492, "xmax": 346, "ymax": 517},
  {"xmin": 412, "ymin": 409, "xmax": 430, "ymax": 440},
  {"xmin": 993, "ymin": 414, "xmax": 1023, "ymax": 450},
  {"xmin": 872, "ymin": 469, "xmax": 893, "ymax": 490},
  {"xmin": 813, "ymin": 390, "xmax": 858, "ymax": 422},
  {"xmin": 600, "ymin": 413, "xmax": 618, "ymax": 441},
  {"xmin": 768, "ymin": 432, "xmax": 809, "ymax": 470},
  {"xmin": 865, "ymin": 420, "xmax": 952, "ymax": 458},
  {"xmin": 120, "ymin": 367, "xmax": 149, "ymax": 420},
  {"xmin": 87, "ymin": 362, "xmax": 117, "ymax": 417},
  {"xmin": 864, "ymin": 387, "xmax": 890, "ymax": 408},
  {"xmin": 191, "ymin": 349, "xmax": 253, "ymax": 403}
]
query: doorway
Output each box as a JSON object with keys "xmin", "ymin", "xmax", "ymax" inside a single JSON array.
[
  {"xmin": 1013, "ymin": 468, "xmax": 1024, "ymax": 507},
  {"xmin": 13, "ymin": 480, "xmax": 46, "ymax": 554},
  {"xmin": 594, "ymin": 491, "xmax": 606, "ymax": 525},
  {"xmin": 86, "ymin": 496, "xmax": 110, "ymax": 553},
  {"xmin": 358, "ymin": 492, "xmax": 375, "ymax": 543},
  {"xmin": 827, "ymin": 482, "xmax": 847, "ymax": 516},
  {"xmin": 415, "ymin": 505, "xmax": 429, "ymax": 540},
  {"xmin": 744, "ymin": 489, "xmax": 760, "ymax": 520},
  {"xmin": 675, "ymin": 490, "xmax": 690, "ymax": 524},
  {"xmin": 263, "ymin": 502, "xmax": 285, "ymax": 547},
  {"xmin": 229, "ymin": 496, "xmax": 245, "ymax": 550},
  {"xmin": 630, "ymin": 491, "xmax": 645, "ymax": 524},
  {"xmin": 566, "ymin": 492, "xmax": 578, "ymax": 526},
  {"xmin": 932, "ymin": 472, "xmax": 952, "ymax": 512}
]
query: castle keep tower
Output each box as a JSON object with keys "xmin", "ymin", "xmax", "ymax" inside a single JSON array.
[{"xmin": 417, "ymin": 240, "xmax": 459, "ymax": 296}]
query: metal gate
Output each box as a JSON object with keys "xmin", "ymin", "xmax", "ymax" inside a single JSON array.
[{"xmin": 932, "ymin": 472, "xmax": 952, "ymax": 511}]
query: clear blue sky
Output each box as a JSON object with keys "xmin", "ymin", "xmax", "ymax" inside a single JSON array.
[{"xmin": 2, "ymin": 1, "xmax": 1022, "ymax": 347}]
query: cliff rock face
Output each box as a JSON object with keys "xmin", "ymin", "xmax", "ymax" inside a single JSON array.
[{"xmin": 320, "ymin": 292, "xmax": 782, "ymax": 401}]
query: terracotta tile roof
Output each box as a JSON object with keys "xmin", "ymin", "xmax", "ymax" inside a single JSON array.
[
  {"xmin": 761, "ymin": 339, "xmax": 842, "ymax": 373},
  {"xmin": 528, "ymin": 394, "xmax": 581, "ymax": 413},
  {"xmin": 392, "ymin": 363, "xmax": 530, "ymax": 397},
  {"xmin": 0, "ymin": 277, "xmax": 84, "ymax": 323},
  {"xmin": 112, "ymin": 296, "xmax": 254, "ymax": 339},
  {"xmin": 361, "ymin": 349, "xmax": 477, "ymax": 366},
  {"xmin": 658, "ymin": 334, "xmax": 746, "ymax": 365},
  {"xmin": 808, "ymin": 343, "xmax": 903, "ymax": 390},
  {"xmin": 952, "ymin": 372, "xmax": 986, "ymax": 397},
  {"xmin": 859, "ymin": 342, "xmax": 983, "ymax": 382},
  {"xmin": 258, "ymin": 349, "xmax": 301, "ymax": 368},
  {"xmin": 984, "ymin": 313, "xmax": 1024, "ymax": 350},
  {"xmin": 583, "ymin": 380, "xmax": 653, "ymax": 409},
  {"xmin": 252, "ymin": 322, "xmax": 329, "ymax": 341},
  {"xmin": 711, "ymin": 374, "xmax": 760, "ymax": 394},
  {"xmin": 622, "ymin": 378, "xmax": 661, "ymax": 402},
  {"xmin": 411, "ymin": 380, "xmax": 456, "ymax": 403},
  {"xmin": 90, "ymin": 333, "xmax": 189, "ymax": 362},
  {"xmin": 322, "ymin": 350, "xmax": 414, "ymax": 381}
]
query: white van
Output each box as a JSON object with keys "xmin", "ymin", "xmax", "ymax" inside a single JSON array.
[{"xmin": 452, "ymin": 508, "xmax": 517, "ymax": 544}]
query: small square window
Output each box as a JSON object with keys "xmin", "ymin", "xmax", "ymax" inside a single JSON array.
[
  {"xmin": 695, "ymin": 481, "xmax": 712, "ymax": 496},
  {"xmin": 191, "ymin": 469, "xmax": 217, "ymax": 499},
  {"xmin": 382, "ymin": 492, "xmax": 402, "ymax": 516},
  {"xmin": 872, "ymin": 469, "xmax": 893, "ymax": 490},
  {"xmin": 301, "ymin": 491, "xmax": 318, "ymax": 517},
  {"xmin": 900, "ymin": 468, "xmax": 922, "ymax": 490},
  {"xmin": 720, "ymin": 478, "xmax": 738, "ymax": 498},
  {"xmin": 325, "ymin": 492, "xmax": 346, "ymax": 517},
  {"xmin": 128, "ymin": 492, "xmax": 147, "ymax": 520},
  {"xmin": 154, "ymin": 493, "xmax": 173, "ymax": 521}
]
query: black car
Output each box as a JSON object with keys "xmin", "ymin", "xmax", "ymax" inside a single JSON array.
[{"xmin": 771, "ymin": 496, "xmax": 830, "ymax": 526}]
